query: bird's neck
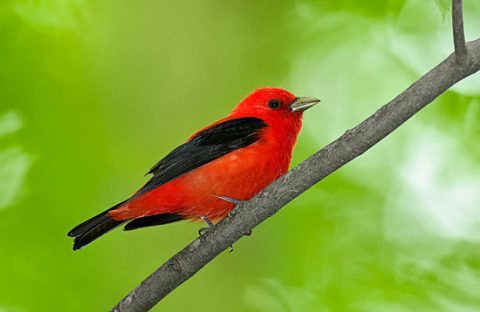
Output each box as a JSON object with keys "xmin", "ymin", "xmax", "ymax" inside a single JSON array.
[{"xmin": 261, "ymin": 115, "xmax": 303, "ymax": 155}]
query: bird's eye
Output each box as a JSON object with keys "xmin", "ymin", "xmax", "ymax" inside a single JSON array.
[{"xmin": 268, "ymin": 99, "xmax": 282, "ymax": 110}]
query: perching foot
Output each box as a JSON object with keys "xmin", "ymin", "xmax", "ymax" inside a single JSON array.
[
  {"xmin": 199, "ymin": 214, "xmax": 236, "ymax": 251},
  {"xmin": 211, "ymin": 194, "xmax": 245, "ymax": 218},
  {"xmin": 213, "ymin": 195, "xmax": 244, "ymax": 205},
  {"xmin": 198, "ymin": 215, "xmax": 215, "ymax": 236},
  {"xmin": 228, "ymin": 203, "xmax": 245, "ymax": 218}
]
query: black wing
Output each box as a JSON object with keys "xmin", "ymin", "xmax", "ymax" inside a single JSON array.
[{"xmin": 133, "ymin": 117, "xmax": 267, "ymax": 198}]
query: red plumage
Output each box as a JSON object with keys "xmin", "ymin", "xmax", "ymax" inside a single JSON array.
[{"xmin": 68, "ymin": 87, "xmax": 319, "ymax": 249}]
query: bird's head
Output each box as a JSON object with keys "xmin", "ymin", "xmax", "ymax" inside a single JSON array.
[{"xmin": 230, "ymin": 88, "xmax": 320, "ymax": 123}]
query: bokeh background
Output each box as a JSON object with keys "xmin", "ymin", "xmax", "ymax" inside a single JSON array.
[{"xmin": 1, "ymin": 0, "xmax": 480, "ymax": 311}]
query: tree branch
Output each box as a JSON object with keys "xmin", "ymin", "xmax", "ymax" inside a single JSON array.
[
  {"xmin": 112, "ymin": 38, "xmax": 480, "ymax": 312},
  {"xmin": 112, "ymin": 7, "xmax": 480, "ymax": 312},
  {"xmin": 452, "ymin": 0, "xmax": 468, "ymax": 61}
]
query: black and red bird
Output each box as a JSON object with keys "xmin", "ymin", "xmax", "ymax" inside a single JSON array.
[{"xmin": 68, "ymin": 88, "xmax": 320, "ymax": 250}]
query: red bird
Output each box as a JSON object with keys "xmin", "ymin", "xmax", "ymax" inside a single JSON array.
[{"xmin": 68, "ymin": 88, "xmax": 320, "ymax": 250}]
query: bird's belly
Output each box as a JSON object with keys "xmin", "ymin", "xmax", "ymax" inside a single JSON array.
[
  {"xmin": 182, "ymin": 151, "xmax": 286, "ymax": 219},
  {"xmin": 115, "ymin": 144, "xmax": 290, "ymax": 220}
]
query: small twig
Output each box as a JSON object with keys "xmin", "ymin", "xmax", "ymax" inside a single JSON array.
[{"xmin": 452, "ymin": 0, "xmax": 468, "ymax": 62}]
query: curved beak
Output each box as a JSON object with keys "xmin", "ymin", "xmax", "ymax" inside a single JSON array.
[{"xmin": 289, "ymin": 96, "xmax": 321, "ymax": 112}]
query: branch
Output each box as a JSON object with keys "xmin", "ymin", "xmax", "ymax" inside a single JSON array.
[
  {"xmin": 113, "ymin": 7, "xmax": 480, "ymax": 312},
  {"xmin": 452, "ymin": 0, "xmax": 468, "ymax": 61},
  {"xmin": 112, "ymin": 38, "xmax": 480, "ymax": 312}
]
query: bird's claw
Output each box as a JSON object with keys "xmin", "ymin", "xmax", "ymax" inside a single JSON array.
[
  {"xmin": 199, "ymin": 215, "xmax": 215, "ymax": 237},
  {"xmin": 198, "ymin": 212, "xmax": 246, "ymax": 252},
  {"xmin": 198, "ymin": 227, "xmax": 211, "ymax": 236},
  {"xmin": 212, "ymin": 195, "xmax": 245, "ymax": 218},
  {"xmin": 228, "ymin": 203, "xmax": 244, "ymax": 218}
]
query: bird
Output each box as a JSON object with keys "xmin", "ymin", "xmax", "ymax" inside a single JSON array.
[{"xmin": 68, "ymin": 87, "xmax": 320, "ymax": 250}]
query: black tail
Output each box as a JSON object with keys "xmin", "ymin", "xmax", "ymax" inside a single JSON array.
[
  {"xmin": 68, "ymin": 202, "xmax": 126, "ymax": 250},
  {"xmin": 124, "ymin": 213, "xmax": 184, "ymax": 231}
]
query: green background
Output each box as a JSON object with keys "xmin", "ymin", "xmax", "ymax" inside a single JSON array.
[{"xmin": 1, "ymin": 0, "xmax": 480, "ymax": 311}]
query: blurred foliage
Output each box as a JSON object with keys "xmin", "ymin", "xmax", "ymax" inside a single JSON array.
[{"xmin": 1, "ymin": 0, "xmax": 479, "ymax": 311}]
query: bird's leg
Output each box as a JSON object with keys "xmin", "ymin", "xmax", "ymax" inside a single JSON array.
[
  {"xmin": 211, "ymin": 194, "xmax": 245, "ymax": 218},
  {"xmin": 215, "ymin": 195, "xmax": 253, "ymax": 249},
  {"xmin": 213, "ymin": 195, "xmax": 244, "ymax": 206},
  {"xmin": 201, "ymin": 215, "xmax": 214, "ymax": 227},
  {"xmin": 198, "ymin": 215, "xmax": 215, "ymax": 236},
  {"xmin": 205, "ymin": 195, "xmax": 252, "ymax": 252},
  {"xmin": 213, "ymin": 194, "xmax": 252, "ymax": 236},
  {"xmin": 198, "ymin": 215, "xmax": 235, "ymax": 252}
]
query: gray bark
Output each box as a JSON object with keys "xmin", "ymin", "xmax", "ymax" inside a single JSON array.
[
  {"xmin": 453, "ymin": 0, "xmax": 468, "ymax": 61},
  {"xmin": 112, "ymin": 2, "xmax": 479, "ymax": 311}
]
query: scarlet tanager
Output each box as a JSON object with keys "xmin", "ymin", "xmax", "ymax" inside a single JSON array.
[{"xmin": 68, "ymin": 88, "xmax": 320, "ymax": 250}]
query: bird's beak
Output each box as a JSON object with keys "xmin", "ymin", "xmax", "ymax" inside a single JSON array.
[{"xmin": 289, "ymin": 96, "xmax": 321, "ymax": 112}]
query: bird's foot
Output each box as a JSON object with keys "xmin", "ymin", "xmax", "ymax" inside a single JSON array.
[
  {"xmin": 227, "ymin": 203, "xmax": 246, "ymax": 218},
  {"xmin": 198, "ymin": 214, "xmax": 236, "ymax": 252},
  {"xmin": 198, "ymin": 227, "xmax": 210, "ymax": 236},
  {"xmin": 198, "ymin": 215, "xmax": 215, "ymax": 236},
  {"xmin": 211, "ymin": 194, "xmax": 245, "ymax": 218}
]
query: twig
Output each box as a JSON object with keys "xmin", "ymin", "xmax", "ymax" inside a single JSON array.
[{"xmin": 452, "ymin": 0, "xmax": 468, "ymax": 62}]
